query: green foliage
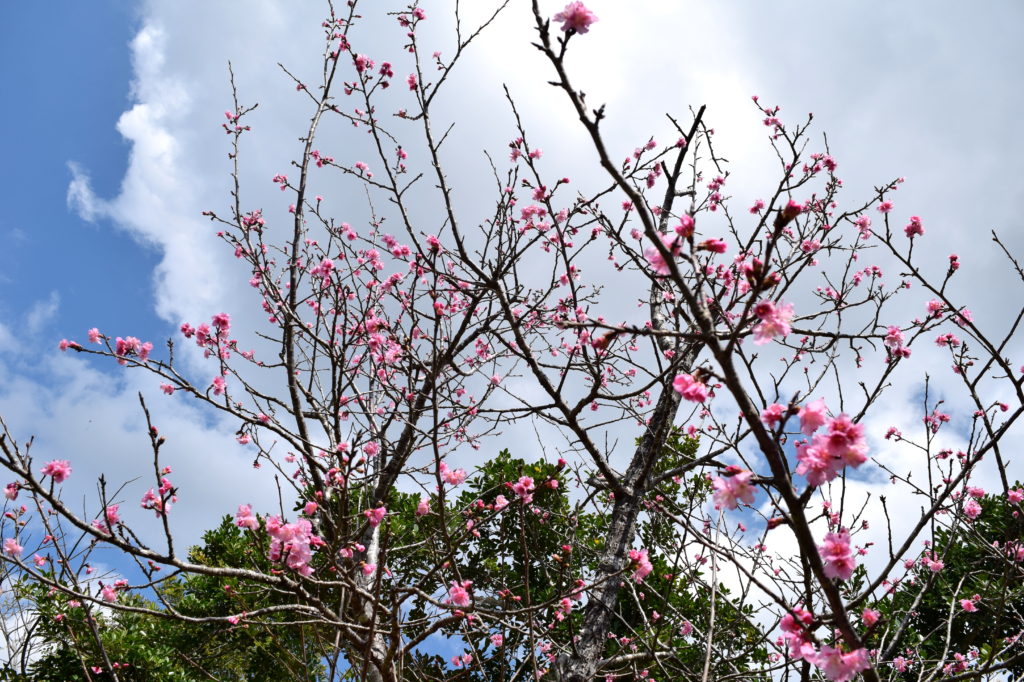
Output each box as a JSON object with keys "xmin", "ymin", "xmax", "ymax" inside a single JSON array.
[
  {"xmin": 11, "ymin": 518, "xmax": 329, "ymax": 681},
  {"xmin": 874, "ymin": 485, "xmax": 1024, "ymax": 678},
  {"xmin": 393, "ymin": 432, "xmax": 770, "ymax": 680}
]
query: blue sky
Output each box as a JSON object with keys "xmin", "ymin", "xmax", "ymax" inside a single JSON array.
[
  {"xmin": 1, "ymin": 0, "xmax": 1023, "ymax": 622},
  {"xmin": 1, "ymin": 1, "xmax": 168, "ymax": 352}
]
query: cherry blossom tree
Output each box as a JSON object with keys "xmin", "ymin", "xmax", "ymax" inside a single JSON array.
[{"xmin": 2, "ymin": 1, "xmax": 1023, "ymax": 680}]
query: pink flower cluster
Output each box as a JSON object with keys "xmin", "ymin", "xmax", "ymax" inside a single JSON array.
[
  {"xmin": 310, "ymin": 258, "xmax": 334, "ymax": 281},
  {"xmin": 439, "ymin": 461, "xmax": 467, "ymax": 486},
  {"xmin": 92, "ymin": 504, "xmax": 121, "ymax": 534},
  {"xmin": 114, "ymin": 336, "xmax": 153, "ymax": 365},
  {"xmin": 511, "ymin": 476, "xmax": 535, "ymax": 504},
  {"xmin": 100, "ymin": 583, "xmax": 119, "ymax": 603},
  {"xmin": 780, "ymin": 605, "xmax": 870, "ymax": 681},
  {"xmin": 235, "ymin": 504, "xmax": 259, "ymax": 530},
  {"xmin": 752, "ymin": 300, "xmax": 794, "ymax": 345},
  {"xmin": 448, "ymin": 580, "xmax": 473, "ymax": 607},
  {"xmin": 814, "ymin": 646, "xmax": 871, "ymax": 682},
  {"xmin": 904, "ymin": 215, "xmax": 924, "ymax": 238},
  {"xmin": 40, "ymin": 460, "xmax": 72, "ymax": 484},
  {"xmin": 673, "ymin": 373, "xmax": 708, "ymax": 403},
  {"xmin": 628, "ymin": 548, "xmax": 653, "ymax": 582},
  {"xmin": 266, "ymin": 515, "xmax": 321, "ymax": 577},
  {"xmin": 644, "ymin": 233, "xmax": 683, "ymax": 276},
  {"xmin": 779, "ymin": 605, "xmax": 814, "ymax": 659},
  {"xmin": 883, "ymin": 325, "xmax": 911, "ymax": 358},
  {"xmin": 140, "ymin": 476, "xmax": 176, "ymax": 517},
  {"xmin": 818, "ymin": 529, "xmax": 857, "ymax": 580},
  {"xmin": 181, "ymin": 313, "xmax": 233, "ymax": 359},
  {"xmin": 794, "ymin": 399, "xmax": 867, "ymax": 487},
  {"xmin": 553, "ymin": 2, "xmax": 598, "ymax": 34},
  {"xmin": 712, "ymin": 467, "xmax": 755, "ymax": 510},
  {"xmin": 364, "ymin": 506, "xmax": 388, "ymax": 527},
  {"xmin": 761, "ymin": 403, "xmax": 788, "ymax": 428},
  {"xmin": 3, "ymin": 538, "xmax": 23, "ymax": 557}
]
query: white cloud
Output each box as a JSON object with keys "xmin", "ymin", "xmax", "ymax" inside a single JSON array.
[
  {"xmin": 25, "ymin": 292, "xmax": 59, "ymax": 336},
  {"xmin": 0, "ymin": 324, "xmax": 14, "ymax": 355},
  {"xmin": 0, "ymin": 354, "xmax": 278, "ymax": 550},
  {"xmin": 66, "ymin": 161, "xmax": 104, "ymax": 223}
]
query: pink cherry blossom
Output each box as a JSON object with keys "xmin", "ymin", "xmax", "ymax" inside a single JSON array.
[
  {"xmin": 364, "ymin": 506, "xmax": 387, "ymax": 527},
  {"xmin": 752, "ymin": 300, "xmax": 794, "ymax": 344},
  {"xmin": 761, "ymin": 403, "xmax": 787, "ymax": 427},
  {"xmin": 861, "ymin": 608, "xmax": 880, "ymax": 627},
  {"xmin": 512, "ymin": 476, "xmax": 535, "ymax": 503},
  {"xmin": 698, "ymin": 238, "xmax": 728, "ymax": 254},
  {"xmin": 798, "ymin": 398, "xmax": 828, "ymax": 435},
  {"xmin": 712, "ymin": 469, "xmax": 756, "ymax": 510},
  {"xmin": 628, "ymin": 548, "xmax": 653, "ymax": 582},
  {"xmin": 236, "ymin": 504, "xmax": 259, "ymax": 530},
  {"xmin": 3, "ymin": 538, "xmax": 23, "ymax": 557},
  {"xmin": 211, "ymin": 312, "xmax": 231, "ymax": 335},
  {"xmin": 780, "ymin": 606, "xmax": 813, "ymax": 635},
  {"xmin": 448, "ymin": 580, "xmax": 472, "ymax": 607},
  {"xmin": 40, "ymin": 460, "xmax": 72, "ymax": 484},
  {"xmin": 780, "ymin": 606, "xmax": 815, "ymax": 660},
  {"xmin": 265, "ymin": 516, "xmax": 317, "ymax": 576},
  {"xmin": 854, "ymin": 215, "xmax": 872, "ymax": 239},
  {"xmin": 88, "ymin": 328, "xmax": 102, "ymax": 343},
  {"xmin": 818, "ymin": 415, "xmax": 867, "ymax": 468},
  {"xmin": 904, "ymin": 215, "xmax": 924, "ymax": 238},
  {"xmin": 780, "ymin": 199, "xmax": 803, "ymax": 223},
  {"xmin": 3, "ymin": 483, "xmax": 17, "ymax": 501},
  {"xmin": 796, "ymin": 414, "xmax": 868, "ymax": 486},
  {"xmin": 673, "ymin": 373, "xmax": 709, "ymax": 403},
  {"xmin": 644, "ymin": 233, "xmax": 683, "ymax": 275},
  {"xmin": 416, "ymin": 496, "xmax": 430, "ymax": 516},
  {"xmin": 795, "ymin": 442, "xmax": 835, "ymax": 487},
  {"xmin": 675, "ymin": 214, "xmax": 695, "ymax": 237},
  {"xmin": 439, "ymin": 462, "xmax": 467, "ymax": 486},
  {"xmin": 100, "ymin": 584, "xmax": 118, "ymax": 603},
  {"xmin": 818, "ymin": 529, "xmax": 856, "ymax": 581},
  {"xmin": 883, "ymin": 325, "xmax": 906, "ymax": 351},
  {"xmin": 114, "ymin": 336, "xmax": 152, "ymax": 363},
  {"xmin": 811, "ymin": 645, "xmax": 870, "ymax": 682},
  {"xmin": 552, "ymin": 2, "xmax": 598, "ymax": 34}
]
